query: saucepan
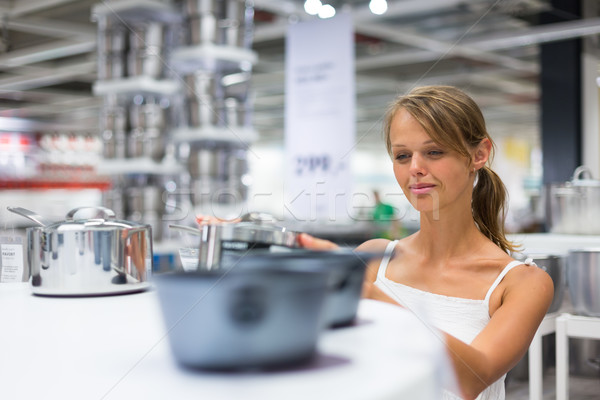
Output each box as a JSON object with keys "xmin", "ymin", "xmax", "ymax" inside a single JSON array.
[
  {"xmin": 8, "ymin": 206, "xmax": 152, "ymax": 296},
  {"xmin": 170, "ymin": 215, "xmax": 300, "ymax": 271},
  {"xmin": 154, "ymin": 267, "xmax": 329, "ymax": 370},
  {"xmin": 521, "ymin": 253, "xmax": 566, "ymax": 314},
  {"xmin": 225, "ymin": 250, "xmax": 382, "ymax": 327},
  {"xmin": 546, "ymin": 166, "xmax": 600, "ymax": 234},
  {"xmin": 567, "ymin": 249, "xmax": 600, "ymax": 317}
]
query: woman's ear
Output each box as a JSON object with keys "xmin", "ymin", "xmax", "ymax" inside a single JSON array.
[{"xmin": 472, "ymin": 138, "xmax": 492, "ymax": 170}]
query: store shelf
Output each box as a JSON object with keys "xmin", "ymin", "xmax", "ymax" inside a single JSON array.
[
  {"xmin": 170, "ymin": 44, "xmax": 258, "ymax": 73},
  {"xmin": 93, "ymin": 76, "xmax": 180, "ymax": 97},
  {"xmin": 96, "ymin": 157, "xmax": 184, "ymax": 176},
  {"xmin": 0, "ymin": 178, "xmax": 110, "ymax": 191},
  {"xmin": 91, "ymin": 0, "xmax": 181, "ymax": 23},
  {"xmin": 172, "ymin": 126, "xmax": 257, "ymax": 144}
]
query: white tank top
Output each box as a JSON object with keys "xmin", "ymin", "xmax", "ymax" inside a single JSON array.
[{"xmin": 374, "ymin": 240, "xmax": 532, "ymax": 400}]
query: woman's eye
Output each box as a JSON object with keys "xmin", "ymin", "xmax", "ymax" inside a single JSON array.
[
  {"xmin": 395, "ymin": 153, "xmax": 410, "ymax": 161},
  {"xmin": 428, "ymin": 150, "xmax": 444, "ymax": 157}
]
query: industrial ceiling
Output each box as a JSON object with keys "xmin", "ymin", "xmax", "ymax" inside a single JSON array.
[{"xmin": 0, "ymin": 0, "xmax": 599, "ymax": 150}]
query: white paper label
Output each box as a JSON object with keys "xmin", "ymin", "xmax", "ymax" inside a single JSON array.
[
  {"xmin": 0, "ymin": 238, "xmax": 24, "ymax": 283},
  {"xmin": 284, "ymin": 13, "xmax": 355, "ymax": 223}
]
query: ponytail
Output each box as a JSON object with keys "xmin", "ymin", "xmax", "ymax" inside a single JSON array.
[{"xmin": 472, "ymin": 166, "xmax": 517, "ymax": 253}]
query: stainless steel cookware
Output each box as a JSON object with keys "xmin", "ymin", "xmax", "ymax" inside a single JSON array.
[
  {"xmin": 129, "ymin": 103, "xmax": 165, "ymax": 130},
  {"xmin": 129, "ymin": 22, "xmax": 164, "ymax": 49},
  {"xmin": 567, "ymin": 249, "xmax": 600, "ymax": 316},
  {"xmin": 170, "ymin": 220, "xmax": 300, "ymax": 270},
  {"xmin": 230, "ymin": 250, "xmax": 382, "ymax": 327},
  {"xmin": 154, "ymin": 267, "xmax": 328, "ymax": 370},
  {"xmin": 183, "ymin": 0, "xmax": 223, "ymax": 17},
  {"xmin": 101, "ymin": 129, "xmax": 126, "ymax": 159},
  {"xmin": 187, "ymin": 14, "xmax": 220, "ymax": 45},
  {"xmin": 98, "ymin": 54, "xmax": 125, "ymax": 80},
  {"xmin": 223, "ymin": 97, "xmax": 246, "ymax": 127},
  {"xmin": 8, "ymin": 206, "xmax": 152, "ymax": 296},
  {"xmin": 184, "ymin": 71, "xmax": 216, "ymax": 98},
  {"xmin": 547, "ymin": 166, "xmax": 600, "ymax": 234},
  {"xmin": 185, "ymin": 97, "xmax": 219, "ymax": 127},
  {"xmin": 127, "ymin": 127, "xmax": 165, "ymax": 161},
  {"xmin": 101, "ymin": 107, "xmax": 127, "ymax": 131},
  {"xmin": 101, "ymin": 27, "xmax": 126, "ymax": 53},
  {"xmin": 525, "ymin": 253, "xmax": 566, "ymax": 313},
  {"xmin": 127, "ymin": 47, "xmax": 163, "ymax": 78}
]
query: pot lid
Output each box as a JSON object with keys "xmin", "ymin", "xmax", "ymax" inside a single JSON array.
[
  {"xmin": 217, "ymin": 222, "xmax": 299, "ymax": 247},
  {"xmin": 571, "ymin": 166, "xmax": 600, "ymax": 187},
  {"xmin": 48, "ymin": 207, "xmax": 146, "ymax": 232}
]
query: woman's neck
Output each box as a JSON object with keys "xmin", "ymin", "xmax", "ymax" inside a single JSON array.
[{"xmin": 414, "ymin": 205, "xmax": 484, "ymax": 261}]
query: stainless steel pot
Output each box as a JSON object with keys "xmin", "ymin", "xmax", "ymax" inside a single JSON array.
[
  {"xmin": 170, "ymin": 219, "xmax": 300, "ymax": 270},
  {"xmin": 547, "ymin": 166, "xmax": 600, "ymax": 234},
  {"xmin": 127, "ymin": 127, "xmax": 165, "ymax": 161},
  {"xmin": 525, "ymin": 253, "xmax": 566, "ymax": 313},
  {"xmin": 154, "ymin": 267, "xmax": 328, "ymax": 370},
  {"xmin": 223, "ymin": 97, "xmax": 246, "ymax": 127},
  {"xmin": 129, "ymin": 103, "xmax": 165, "ymax": 130},
  {"xmin": 127, "ymin": 47, "xmax": 163, "ymax": 78},
  {"xmin": 128, "ymin": 22, "xmax": 164, "ymax": 49},
  {"xmin": 98, "ymin": 53, "xmax": 126, "ymax": 80},
  {"xmin": 101, "ymin": 27, "xmax": 126, "ymax": 53},
  {"xmin": 185, "ymin": 96, "xmax": 220, "ymax": 127},
  {"xmin": 187, "ymin": 14, "xmax": 220, "ymax": 45},
  {"xmin": 183, "ymin": 71, "xmax": 216, "ymax": 98},
  {"xmin": 567, "ymin": 249, "xmax": 600, "ymax": 316},
  {"xmin": 183, "ymin": 0, "xmax": 223, "ymax": 17},
  {"xmin": 8, "ymin": 206, "xmax": 152, "ymax": 296},
  {"xmin": 230, "ymin": 250, "xmax": 382, "ymax": 327},
  {"xmin": 101, "ymin": 129, "xmax": 126, "ymax": 159}
]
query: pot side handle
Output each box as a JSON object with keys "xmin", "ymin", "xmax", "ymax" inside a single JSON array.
[{"xmin": 6, "ymin": 206, "xmax": 51, "ymax": 227}]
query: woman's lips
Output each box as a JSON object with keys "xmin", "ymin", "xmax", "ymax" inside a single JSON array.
[{"xmin": 409, "ymin": 183, "xmax": 436, "ymax": 195}]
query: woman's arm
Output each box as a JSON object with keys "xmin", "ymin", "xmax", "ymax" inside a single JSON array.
[
  {"xmin": 443, "ymin": 265, "xmax": 554, "ymax": 399},
  {"xmin": 356, "ymin": 239, "xmax": 399, "ymax": 304},
  {"xmin": 296, "ymin": 233, "xmax": 339, "ymax": 250}
]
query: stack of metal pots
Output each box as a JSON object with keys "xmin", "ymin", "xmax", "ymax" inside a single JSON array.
[
  {"xmin": 101, "ymin": 95, "xmax": 169, "ymax": 162},
  {"xmin": 128, "ymin": 96, "xmax": 168, "ymax": 161},
  {"xmin": 97, "ymin": 19, "xmax": 168, "ymax": 80},
  {"xmin": 100, "ymin": 103, "xmax": 127, "ymax": 159},
  {"xmin": 127, "ymin": 21, "xmax": 165, "ymax": 79},
  {"xmin": 183, "ymin": 70, "xmax": 221, "ymax": 128},
  {"xmin": 98, "ymin": 22, "xmax": 127, "ymax": 80},
  {"xmin": 182, "ymin": 0, "xmax": 254, "ymax": 48},
  {"xmin": 187, "ymin": 142, "xmax": 249, "ymax": 209}
]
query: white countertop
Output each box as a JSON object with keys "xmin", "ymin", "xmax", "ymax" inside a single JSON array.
[{"xmin": 0, "ymin": 283, "xmax": 449, "ymax": 400}]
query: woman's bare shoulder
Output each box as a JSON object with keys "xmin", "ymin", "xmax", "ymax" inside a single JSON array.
[
  {"xmin": 505, "ymin": 259, "xmax": 554, "ymax": 296},
  {"xmin": 356, "ymin": 239, "xmax": 389, "ymax": 284},
  {"xmin": 355, "ymin": 238, "xmax": 391, "ymax": 253}
]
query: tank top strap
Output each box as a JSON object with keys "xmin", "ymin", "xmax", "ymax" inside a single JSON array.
[
  {"xmin": 483, "ymin": 259, "xmax": 533, "ymax": 304},
  {"xmin": 377, "ymin": 240, "xmax": 399, "ymax": 281}
]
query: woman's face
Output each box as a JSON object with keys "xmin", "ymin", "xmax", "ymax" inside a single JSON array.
[{"xmin": 389, "ymin": 108, "xmax": 473, "ymax": 215}]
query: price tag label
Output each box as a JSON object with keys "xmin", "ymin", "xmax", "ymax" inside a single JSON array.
[
  {"xmin": 285, "ymin": 14, "xmax": 355, "ymax": 222},
  {"xmin": 0, "ymin": 236, "xmax": 24, "ymax": 283}
]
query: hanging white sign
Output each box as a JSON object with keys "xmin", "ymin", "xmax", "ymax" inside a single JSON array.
[{"xmin": 284, "ymin": 13, "xmax": 355, "ymax": 223}]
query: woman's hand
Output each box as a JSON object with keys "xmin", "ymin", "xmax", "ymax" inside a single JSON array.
[
  {"xmin": 296, "ymin": 233, "xmax": 339, "ymax": 251},
  {"xmin": 196, "ymin": 215, "xmax": 241, "ymax": 225}
]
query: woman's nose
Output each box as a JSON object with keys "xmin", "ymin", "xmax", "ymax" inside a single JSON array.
[{"xmin": 409, "ymin": 154, "xmax": 426, "ymax": 176}]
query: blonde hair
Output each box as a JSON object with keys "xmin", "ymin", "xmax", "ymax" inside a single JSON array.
[{"xmin": 383, "ymin": 85, "xmax": 516, "ymax": 253}]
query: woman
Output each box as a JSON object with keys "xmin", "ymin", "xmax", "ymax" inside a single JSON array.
[{"xmin": 298, "ymin": 85, "xmax": 553, "ymax": 400}]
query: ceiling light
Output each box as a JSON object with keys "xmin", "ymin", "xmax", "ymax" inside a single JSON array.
[
  {"xmin": 318, "ymin": 4, "xmax": 336, "ymax": 19},
  {"xmin": 304, "ymin": 0, "xmax": 322, "ymax": 15},
  {"xmin": 369, "ymin": 0, "xmax": 388, "ymax": 15}
]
